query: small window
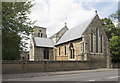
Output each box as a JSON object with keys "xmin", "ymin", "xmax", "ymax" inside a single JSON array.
[
  {"xmin": 65, "ymin": 46, "xmax": 66, "ymax": 55},
  {"xmin": 41, "ymin": 33, "xmax": 43, "ymax": 37},
  {"xmin": 91, "ymin": 33, "xmax": 93, "ymax": 52},
  {"xmin": 83, "ymin": 43, "xmax": 84, "ymax": 53},
  {"xmin": 44, "ymin": 48, "xmax": 49, "ymax": 59},
  {"xmin": 100, "ymin": 35, "xmax": 102, "ymax": 53},
  {"xmin": 96, "ymin": 28, "xmax": 98, "ymax": 53},
  {"xmin": 59, "ymin": 47, "xmax": 60, "ymax": 55},
  {"xmin": 44, "ymin": 48, "xmax": 46, "ymax": 59},
  {"xmin": 38, "ymin": 33, "xmax": 40, "ymax": 37}
]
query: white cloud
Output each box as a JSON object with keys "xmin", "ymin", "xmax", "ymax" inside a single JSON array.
[
  {"xmin": 29, "ymin": 0, "xmax": 96, "ymax": 37},
  {"xmin": 23, "ymin": 0, "xmax": 118, "ymax": 51}
]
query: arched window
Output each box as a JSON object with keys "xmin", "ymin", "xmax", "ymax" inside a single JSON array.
[
  {"xmin": 91, "ymin": 33, "xmax": 93, "ymax": 52},
  {"xmin": 96, "ymin": 28, "xmax": 98, "ymax": 53},
  {"xmin": 38, "ymin": 33, "xmax": 40, "ymax": 37},
  {"xmin": 100, "ymin": 35, "xmax": 102, "ymax": 53},
  {"xmin": 59, "ymin": 47, "xmax": 60, "ymax": 55},
  {"xmin": 41, "ymin": 33, "xmax": 43, "ymax": 37},
  {"xmin": 64, "ymin": 46, "xmax": 66, "ymax": 55},
  {"xmin": 69, "ymin": 43, "xmax": 75, "ymax": 59}
]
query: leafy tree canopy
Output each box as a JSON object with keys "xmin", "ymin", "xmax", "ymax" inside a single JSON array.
[
  {"xmin": 109, "ymin": 35, "xmax": 120, "ymax": 63},
  {"xmin": 2, "ymin": 1, "xmax": 35, "ymax": 60},
  {"xmin": 101, "ymin": 10, "xmax": 120, "ymax": 63},
  {"xmin": 101, "ymin": 18, "xmax": 116, "ymax": 39}
]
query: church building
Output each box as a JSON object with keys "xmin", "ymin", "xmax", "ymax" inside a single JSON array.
[{"xmin": 29, "ymin": 11, "xmax": 111, "ymax": 68}]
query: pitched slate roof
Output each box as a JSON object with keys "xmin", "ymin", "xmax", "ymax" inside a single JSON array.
[
  {"xmin": 55, "ymin": 14, "xmax": 96, "ymax": 45},
  {"xmin": 34, "ymin": 37, "xmax": 54, "ymax": 48}
]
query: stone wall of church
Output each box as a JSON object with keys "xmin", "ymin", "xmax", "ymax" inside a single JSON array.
[
  {"xmin": 55, "ymin": 15, "xmax": 111, "ymax": 68},
  {"xmin": 55, "ymin": 39, "xmax": 84, "ymax": 61},
  {"xmin": 34, "ymin": 47, "xmax": 54, "ymax": 61},
  {"xmin": 83, "ymin": 15, "xmax": 108, "ymax": 55},
  {"xmin": 82, "ymin": 14, "xmax": 111, "ymax": 68}
]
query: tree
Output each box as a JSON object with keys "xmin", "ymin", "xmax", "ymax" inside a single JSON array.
[
  {"xmin": 2, "ymin": 1, "xmax": 35, "ymax": 60},
  {"xmin": 101, "ymin": 11, "xmax": 120, "ymax": 63},
  {"xmin": 109, "ymin": 10, "xmax": 120, "ymax": 23},
  {"xmin": 101, "ymin": 18, "xmax": 115, "ymax": 39},
  {"xmin": 109, "ymin": 10, "xmax": 120, "ymax": 37},
  {"xmin": 109, "ymin": 35, "xmax": 120, "ymax": 63}
]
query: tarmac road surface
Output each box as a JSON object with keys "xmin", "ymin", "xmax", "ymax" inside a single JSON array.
[{"xmin": 2, "ymin": 68, "xmax": 119, "ymax": 82}]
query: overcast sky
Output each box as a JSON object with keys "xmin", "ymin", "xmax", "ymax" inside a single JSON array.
[{"xmin": 29, "ymin": 0, "xmax": 118, "ymax": 37}]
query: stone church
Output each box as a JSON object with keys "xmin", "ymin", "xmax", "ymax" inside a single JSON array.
[{"xmin": 29, "ymin": 11, "xmax": 111, "ymax": 68}]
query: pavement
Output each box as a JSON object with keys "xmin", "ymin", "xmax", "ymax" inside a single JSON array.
[{"xmin": 2, "ymin": 68, "xmax": 119, "ymax": 82}]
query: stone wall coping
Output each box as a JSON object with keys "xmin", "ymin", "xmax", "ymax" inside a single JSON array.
[{"xmin": 2, "ymin": 60, "xmax": 88, "ymax": 64}]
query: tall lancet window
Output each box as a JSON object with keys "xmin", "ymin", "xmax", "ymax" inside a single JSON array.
[
  {"xmin": 96, "ymin": 28, "xmax": 98, "ymax": 53},
  {"xmin": 91, "ymin": 33, "xmax": 93, "ymax": 52},
  {"xmin": 100, "ymin": 35, "xmax": 102, "ymax": 53}
]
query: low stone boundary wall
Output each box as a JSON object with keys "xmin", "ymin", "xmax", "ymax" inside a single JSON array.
[
  {"xmin": 2, "ymin": 60, "xmax": 106, "ymax": 74},
  {"xmin": 89, "ymin": 55, "xmax": 106, "ymax": 69},
  {"xmin": 112, "ymin": 63, "xmax": 120, "ymax": 68}
]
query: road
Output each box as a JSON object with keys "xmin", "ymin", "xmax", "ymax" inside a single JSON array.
[{"xmin": 2, "ymin": 69, "xmax": 119, "ymax": 82}]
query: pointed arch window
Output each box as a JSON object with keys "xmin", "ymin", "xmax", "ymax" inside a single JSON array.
[
  {"xmin": 69, "ymin": 43, "xmax": 75, "ymax": 59},
  {"xmin": 38, "ymin": 33, "xmax": 40, "ymax": 37},
  {"xmin": 59, "ymin": 47, "xmax": 60, "ymax": 55},
  {"xmin": 64, "ymin": 46, "xmax": 66, "ymax": 55},
  {"xmin": 91, "ymin": 33, "xmax": 93, "ymax": 52},
  {"xmin": 96, "ymin": 28, "xmax": 98, "ymax": 53},
  {"xmin": 41, "ymin": 33, "xmax": 43, "ymax": 37},
  {"xmin": 100, "ymin": 35, "xmax": 103, "ymax": 53}
]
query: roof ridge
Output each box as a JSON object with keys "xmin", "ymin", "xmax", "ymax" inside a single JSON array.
[
  {"xmin": 34, "ymin": 37, "xmax": 51, "ymax": 39},
  {"xmin": 49, "ymin": 25, "xmax": 69, "ymax": 38},
  {"xmin": 55, "ymin": 14, "xmax": 96, "ymax": 45},
  {"xmin": 34, "ymin": 37, "xmax": 54, "ymax": 48}
]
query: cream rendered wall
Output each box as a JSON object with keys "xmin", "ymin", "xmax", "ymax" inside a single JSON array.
[{"xmin": 29, "ymin": 37, "xmax": 34, "ymax": 61}]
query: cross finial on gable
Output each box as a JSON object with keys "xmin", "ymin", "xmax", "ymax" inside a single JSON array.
[
  {"xmin": 95, "ymin": 10, "xmax": 97, "ymax": 15},
  {"xmin": 65, "ymin": 22, "xmax": 67, "ymax": 27}
]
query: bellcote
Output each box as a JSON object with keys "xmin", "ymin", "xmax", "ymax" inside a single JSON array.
[{"xmin": 33, "ymin": 26, "xmax": 47, "ymax": 38}]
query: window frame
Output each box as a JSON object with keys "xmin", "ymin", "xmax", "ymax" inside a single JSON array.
[
  {"xmin": 43, "ymin": 48, "xmax": 49, "ymax": 59},
  {"xmin": 69, "ymin": 43, "xmax": 75, "ymax": 60},
  {"xmin": 64, "ymin": 46, "xmax": 66, "ymax": 55},
  {"xmin": 90, "ymin": 33, "xmax": 93, "ymax": 53},
  {"xmin": 38, "ymin": 33, "xmax": 40, "ymax": 37},
  {"xmin": 59, "ymin": 47, "xmax": 60, "ymax": 55},
  {"xmin": 96, "ymin": 28, "xmax": 98, "ymax": 53},
  {"xmin": 100, "ymin": 35, "xmax": 103, "ymax": 53},
  {"xmin": 41, "ymin": 33, "xmax": 43, "ymax": 37}
]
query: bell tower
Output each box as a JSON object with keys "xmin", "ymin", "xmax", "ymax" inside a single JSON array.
[{"xmin": 33, "ymin": 26, "xmax": 47, "ymax": 38}]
